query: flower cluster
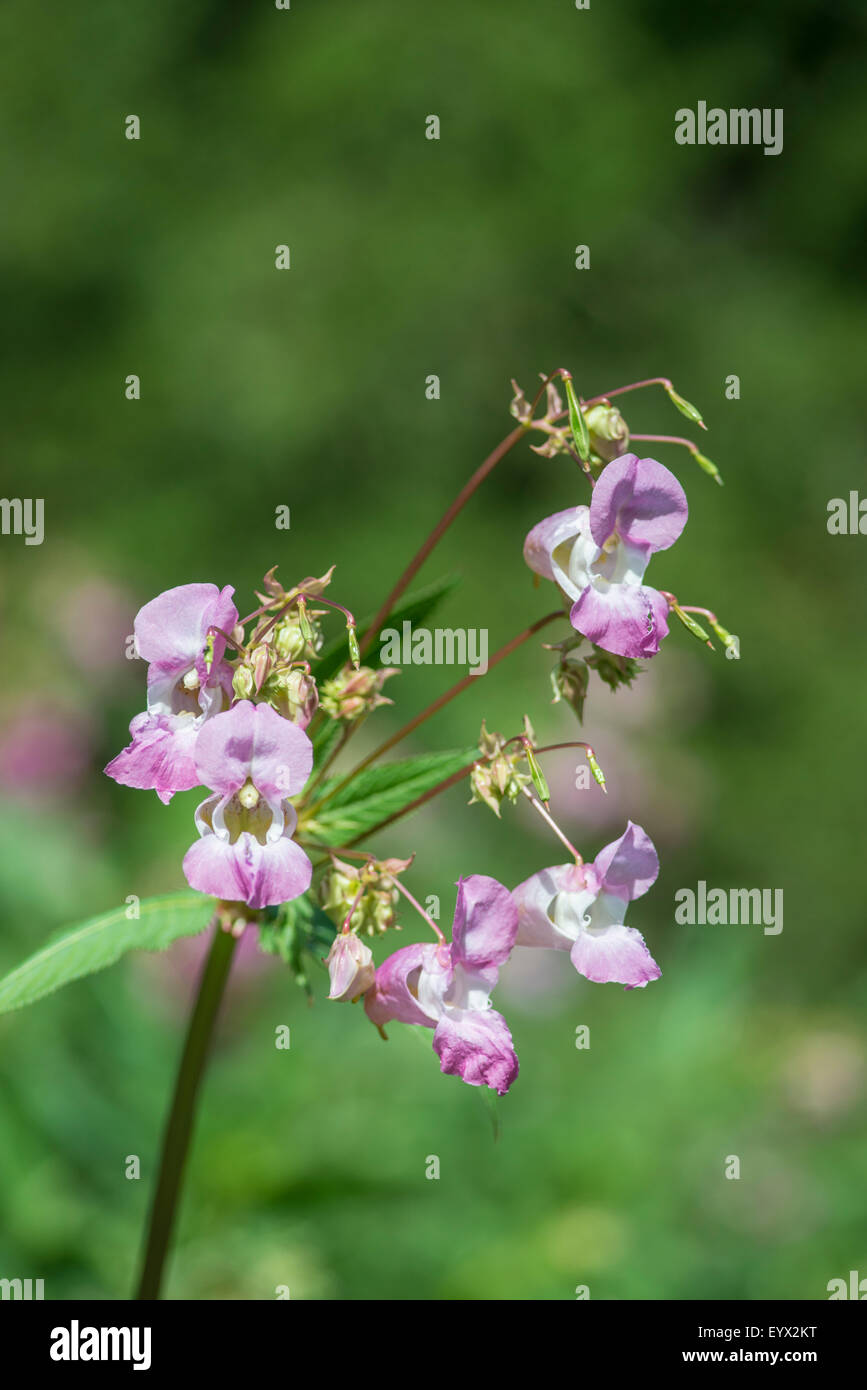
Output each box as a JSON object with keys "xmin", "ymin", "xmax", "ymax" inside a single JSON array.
[
  {"xmin": 106, "ymin": 575, "xmax": 356, "ymax": 909},
  {"xmin": 103, "ymin": 366, "xmax": 735, "ymax": 1103},
  {"xmin": 361, "ymin": 822, "xmax": 660, "ymax": 1096}
]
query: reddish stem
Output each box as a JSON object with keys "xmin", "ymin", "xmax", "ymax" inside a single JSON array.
[
  {"xmin": 309, "ymin": 610, "xmax": 563, "ymax": 814},
  {"xmin": 358, "ymin": 424, "xmax": 527, "ymax": 656}
]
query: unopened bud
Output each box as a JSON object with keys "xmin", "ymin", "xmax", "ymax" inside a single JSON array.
[
  {"xmin": 233, "ymin": 665, "xmax": 255, "ymax": 700},
  {"xmin": 693, "ymin": 449, "xmax": 723, "ymax": 486},
  {"xmin": 251, "ymin": 644, "xmax": 271, "ymax": 693},
  {"xmin": 583, "ymin": 403, "xmax": 630, "ymax": 462},
  {"xmin": 666, "ymin": 385, "xmax": 706, "ymax": 430},
  {"xmin": 708, "ymin": 617, "xmax": 740, "ymax": 659},
  {"xmin": 525, "ymin": 745, "xmax": 550, "ymax": 803},
  {"xmin": 325, "ymin": 932, "xmax": 376, "ymax": 1002},
  {"xmin": 585, "ymin": 749, "xmax": 607, "ymax": 794},
  {"xmin": 671, "ymin": 604, "xmax": 712, "ymax": 645},
  {"xmin": 564, "ymin": 377, "xmax": 591, "ymax": 462}
]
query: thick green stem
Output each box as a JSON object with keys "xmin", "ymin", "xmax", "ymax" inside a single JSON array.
[{"xmin": 135, "ymin": 922, "xmax": 238, "ymax": 1300}]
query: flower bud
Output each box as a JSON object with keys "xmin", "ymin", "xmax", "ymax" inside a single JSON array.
[
  {"xmin": 670, "ymin": 603, "xmax": 712, "ymax": 645},
  {"xmin": 666, "ymin": 385, "xmax": 706, "ymax": 430},
  {"xmin": 251, "ymin": 644, "xmax": 272, "ymax": 693},
  {"xmin": 232, "ymin": 664, "xmax": 255, "ymax": 700},
  {"xmin": 524, "ymin": 744, "xmax": 550, "ymax": 802},
  {"xmin": 564, "ymin": 377, "xmax": 591, "ymax": 462},
  {"xmin": 583, "ymin": 403, "xmax": 630, "ymax": 462},
  {"xmin": 265, "ymin": 666, "xmax": 318, "ymax": 727},
  {"xmin": 319, "ymin": 855, "xmax": 407, "ymax": 937},
  {"xmin": 468, "ymin": 722, "xmax": 532, "ymax": 817},
  {"xmin": 707, "ymin": 617, "xmax": 739, "ymax": 659},
  {"xmin": 272, "ymin": 618, "xmax": 308, "ymax": 662},
  {"xmin": 693, "ymin": 450, "xmax": 723, "ymax": 486},
  {"xmin": 319, "ymin": 665, "xmax": 397, "ymax": 722},
  {"xmin": 320, "ymin": 863, "xmax": 361, "ymax": 923},
  {"xmin": 325, "ymin": 932, "xmax": 376, "ymax": 1002},
  {"xmin": 585, "ymin": 748, "xmax": 607, "ymax": 794}
]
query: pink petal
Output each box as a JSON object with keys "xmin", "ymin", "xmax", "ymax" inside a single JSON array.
[
  {"xmin": 104, "ymin": 711, "xmax": 200, "ymax": 804},
  {"xmin": 451, "ymin": 875, "xmax": 518, "ymax": 971},
  {"xmin": 591, "ymin": 821, "xmax": 659, "ymax": 901},
  {"xmin": 364, "ymin": 942, "xmax": 438, "ymax": 1030},
  {"xmin": 570, "ymin": 580, "xmax": 670, "ymax": 658},
  {"xmin": 589, "ymin": 454, "xmax": 688, "ymax": 553},
  {"xmin": 524, "ymin": 507, "xmax": 588, "ymax": 587},
  {"xmin": 432, "ymin": 1008, "xmax": 519, "ymax": 1094},
  {"xmin": 193, "ymin": 701, "xmax": 313, "ymax": 798},
  {"xmin": 182, "ymin": 827, "xmax": 311, "ymax": 909},
  {"xmin": 569, "ymin": 924, "xmax": 661, "ymax": 989},
  {"xmin": 134, "ymin": 583, "xmax": 238, "ymax": 672}
]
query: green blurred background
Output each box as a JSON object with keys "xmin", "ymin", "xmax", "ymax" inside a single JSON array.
[{"xmin": 1, "ymin": 0, "xmax": 865, "ymax": 1300}]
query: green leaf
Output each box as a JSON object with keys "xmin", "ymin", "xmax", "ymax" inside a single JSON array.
[
  {"xmin": 0, "ymin": 891, "xmax": 214, "ymax": 1016},
  {"xmin": 313, "ymin": 574, "xmax": 461, "ymax": 680},
  {"xmin": 310, "ymin": 715, "xmax": 344, "ymax": 772},
  {"xmin": 306, "ymin": 746, "xmax": 478, "ymax": 844},
  {"xmin": 258, "ymin": 893, "xmax": 336, "ymax": 994}
]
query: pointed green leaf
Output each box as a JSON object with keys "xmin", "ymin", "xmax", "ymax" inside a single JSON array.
[
  {"xmin": 0, "ymin": 891, "xmax": 214, "ymax": 1016},
  {"xmin": 305, "ymin": 746, "xmax": 478, "ymax": 844},
  {"xmin": 309, "ymin": 715, "xmax": 344, "ymax": 774},
  {"xmin": 313, "ymin": 574, "xmax": 462, "ymax": 680}
]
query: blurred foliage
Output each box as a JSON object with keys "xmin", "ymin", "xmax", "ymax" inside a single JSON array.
[{"xmin": 0, "ymin": 0, "xmax": 865, "ymax": 1300}]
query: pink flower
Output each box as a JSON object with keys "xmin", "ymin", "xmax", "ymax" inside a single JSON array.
[
  {"xmin": 105, "ymin": 583, "xmax": 238, "ymax": 803},
  {"xmin": 183, "ymin": 700, "xmax": 313, "ymax": 910},
  {"xmin": 512, "ymin": 821, "xmax": 661, "ymax": 989},
  {"xmin": 364, "ymin": 876, "xmax": 519, "ymax": 1095},
  {"xmin": 524, "ymin": 454, "xmax": 688, "ymax": 658}
]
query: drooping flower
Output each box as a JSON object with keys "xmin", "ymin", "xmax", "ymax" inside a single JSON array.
[
  {"xmin": 325, "ymin": 932, "xmax": 376, "ymax": 1001},
  {"xmin": 512, "ymin": 821, "xmax": 661, "ymax": 989},
  {"xmin": 364, "ymin": 875, "xmax": 519, "ymax": 1095},
  {"xmin": 182, "ymin": 700, "xmax": 313, "ymax": 910},
  {"xmin": 524, "ymin": 454, "xmax": 688, "ymax": 658},
  {"xmin": 105, "ymin": 583, "xmax": 238, "ymax": 803}
]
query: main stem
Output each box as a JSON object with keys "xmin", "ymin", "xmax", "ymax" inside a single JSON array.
[{"xmin": 135, "ymin": 922, "xmax": 238, "ymax": 1300}]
